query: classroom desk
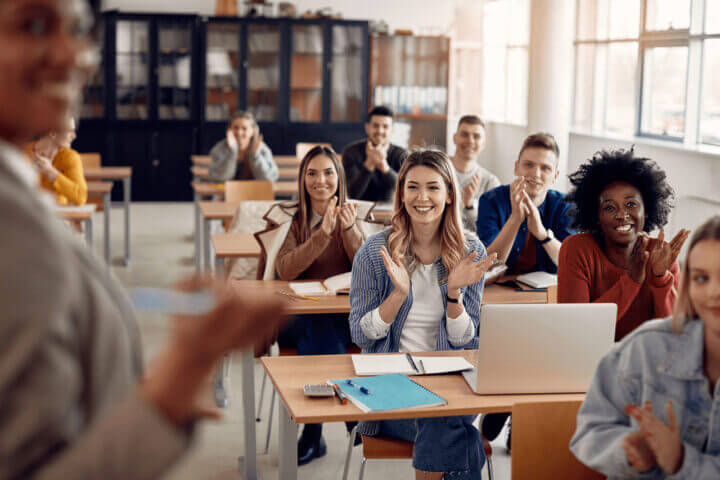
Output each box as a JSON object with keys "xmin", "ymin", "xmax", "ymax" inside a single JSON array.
[
  {"xmin": 54, "ymin": 204, "xmax": 96, "ymax": 247},
  {"xmin": 84, "ymin": 167, "xmax": 132, "ymax": 266},
  {"xmin": 199, "ymin": 201, "xmax": 239, "ymax": 271},
  {"xmin": 211, "ymin": 232, "xmax": 261, "ymax": 274},
  {"xmin": 228, "ymin": 281, "xmax": 554, "ymax": 480},
  {"xmin": 86, "ymin": 181, "xmax": 112, "ymax": 264},
  {"xmin": 274, "ymin": 155, "xmax": 300, "ymax": 167},
  {"xmin": 192, "ymin": 155, "xmax": 212, "ymax": 166},
  {"xmin": 277, "ymin": 166, "xmax": 299, "ymax": 179},
  {"xmin": 192, "ymin": 182, "xmax": 225, "ymax": 271},
  {"xmin": 273, "ymin": 180, "xmax": 298, "ymax": 197},
  {"xmin": 262, "ymin": 351, "xmax": 585, "ymax": 480}
]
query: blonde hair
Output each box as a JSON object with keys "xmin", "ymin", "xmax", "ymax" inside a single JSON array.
[
  {"xmin": 387, "ymin": 149, "xmax": 465, "ymax": 280},
  {"xmin": 295, "ymin": 145, "xmax": 347, "ymax": 243},
  {"xmin": 672, "ymin": 215, "xmax": 720, "ymax": 333}
]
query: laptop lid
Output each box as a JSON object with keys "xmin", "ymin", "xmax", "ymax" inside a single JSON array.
[{"xmin": 464, "ymin": 303, "xmax": 617, "ymax": 395}]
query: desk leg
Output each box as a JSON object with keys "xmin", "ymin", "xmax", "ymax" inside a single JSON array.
[
  {"xmin": 194, "ymin": 192, "xmax": 202, "ymax": 271},
  {"xmin": 279, "ymin": 403, "xmax": 298, "ymax": 480},
  {"xmin": 215, "ymin": 255, "xmax": 224, "ymax": 277},
  {"xmin": 103, "ymin": 192, "xmax": 111, "ymax": 264},
  {"xmin": 85, "ymin": 218, "xmax": 93, "ymax": 248},
  {"xmin": 122, "ymin": 177, "xmax": 131, "ymax": 266},
  {"xmin": 239, "ymin": 348, "xmax": 258, "ymax": 480},
  {"xmin": 203, "ymin": 217, "xmax": 212, "ymax": 273}
]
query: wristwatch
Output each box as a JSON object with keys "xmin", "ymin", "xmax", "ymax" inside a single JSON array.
[
  {"xmin": 446, "ymin": 292, "xmax": 460, "ymax": 303},
  {"xmin": 539, "ymin": 229, "xmax": 554, "ymax": 245}
]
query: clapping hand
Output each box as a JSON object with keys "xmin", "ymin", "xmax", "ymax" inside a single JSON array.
[
  {"xmin": 522, "ymin": 191, "xmax": 547, "ymax": 240},
  {"xmin": 462, "ymin": 173, "xmax": 482, "ymax": 208},
  {"xmin": 648, "ymin": 229, "xmax": 690, "ymax": 277},
  {"xmin": 622, "ymin": 428, "xmax": 657, "ymax": 473},
  {"xmin": 625, "ymin": 401, "xmax": 684, "ymax": 475},
  {"xmin": 226, "ymin": 129, "xmax": 237, "ymax": 150},
  {"xmin": 338, "ymin": 201, "xmax": 358, "ymax": 231},
  {"xmin": 628, "ymin": 233, "xmax": 650, "ymax": 284},
  {"xmin": 320, "ymin": 196, "xmax": 340, "ymax": 235},
  {"xmin": 380, "ymin": 245, "xmax": 410, "ymax": 296},
  {"xmin": 510, "ymin": 176, "xmax": 529, "ymax": 223},
  {"xmin": 447, "ymin": 251, "xmax": 498, "ymax": 291}
]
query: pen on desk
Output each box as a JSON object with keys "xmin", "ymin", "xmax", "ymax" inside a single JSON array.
[
  {"xmin": 346, "ymin": 379, "xmax": 370, "ymax": 395},
  {"xmin": 332, "ymin": 383, "xmax": 347, "ymax": 404},
  {"xmin": 405, "ymin": 353, "xmax": 419, "ymax": 373},
  {"xmin": 275, "ymin": 290, "xmax": 320, "ymax": 302},
  {"xmin": 418, "ymin": 359, "xmax": 426, "ymax": 375}
]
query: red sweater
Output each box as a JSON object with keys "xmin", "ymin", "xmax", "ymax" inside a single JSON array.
[{"xmin": 558, "ymin": 233, "xmax": 679, "ymax": 340}]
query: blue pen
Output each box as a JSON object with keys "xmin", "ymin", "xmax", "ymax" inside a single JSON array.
[{"xmin": 346, "ymin": 379, "xmax": 371, "ymax": 395}]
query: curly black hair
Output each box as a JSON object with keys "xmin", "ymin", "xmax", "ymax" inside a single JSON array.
[{"xmin": 566, "ymin": 148, "xmax": 675, "ymax": 241}]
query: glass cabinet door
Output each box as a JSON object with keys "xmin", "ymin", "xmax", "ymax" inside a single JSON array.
[
  {"xmin": 81, "ymin": 20, "xmax": 105, "ymax": 119},
  {"xmin": 116, "ymin": 20, "xmax": 150, "ymax": 119},
  {"xmin": 331, "ymin": 25, "xmax": 364, "ymax": 122},
  {"xmin": 206, "ymin": 22, "xmax": 240, "ymax": 121},
  {"xmin": 290, "ymin": 24, "xmax": 324, "ymax": 122},
  {"xmin": 247, "ymin": 24, "xmax": 281, "ymax": 122},
  {"xmin": 157, "ymin": 20, "xmax": 193, "ymax": 120}
]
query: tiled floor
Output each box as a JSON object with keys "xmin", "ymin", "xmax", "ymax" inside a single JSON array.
[{"xmin": 97, "ymin": 202, "xmax": 512, "ymax": 480}]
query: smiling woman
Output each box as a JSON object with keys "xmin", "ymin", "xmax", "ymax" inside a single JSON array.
[{"xmin": 558, "ymin": 148, "xmax": 690, "ymax": 340}]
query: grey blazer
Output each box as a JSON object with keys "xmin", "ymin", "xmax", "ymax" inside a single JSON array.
[
  {"xmin": 207, "ymin": 139, "xmax": 278, "ymax": 182},
  {"xmin": 0, "ymin": 143, "xmax": 191, "ymax": 480}
]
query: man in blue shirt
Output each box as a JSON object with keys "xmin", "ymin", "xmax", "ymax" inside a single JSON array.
[{"xmin": 476, "ymin": 132, "xmax": 573, "ymax": 275}]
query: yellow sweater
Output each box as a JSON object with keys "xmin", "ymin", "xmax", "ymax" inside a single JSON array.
[{"xmin": 26, "ymin": 144, "xmax": 88, "ymax": 206}]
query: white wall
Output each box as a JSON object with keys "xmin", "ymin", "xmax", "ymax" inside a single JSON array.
[{"xmin": 102, "ymin": 0, "xmax": 464, "ymax": 33}]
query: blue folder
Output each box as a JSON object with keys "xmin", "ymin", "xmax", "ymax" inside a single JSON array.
[{"xmin": 329, "ymin": 373, "xmax": 447, "ymax": 412}]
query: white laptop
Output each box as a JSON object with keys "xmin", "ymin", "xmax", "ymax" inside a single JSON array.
[{"xmin": 463, "ymin": 303, "xmax": 617, "ymax": 394}]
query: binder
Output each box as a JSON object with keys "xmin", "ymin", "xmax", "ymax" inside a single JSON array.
[{"xmin": 328, "ymin": 373, "xmax": 447, "ymax": 413}]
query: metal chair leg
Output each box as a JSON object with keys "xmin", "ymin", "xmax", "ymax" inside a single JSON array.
[
  {"xmin": 342, "ymin": 425, "xmax": 358, "ymax": 480},
  {"xmin": 256, "ymin": 370, "xmax": 268, "ymax": 421},
  {"xmin": 213, "ymin": 354, "xmax": 231, "ymax": 408},
  {"xmin": 263, "ymin": 388, "xmax": 276, "ymax": 454},
  {"xmin": 486, "ymin": 456, "xmax": 494, "ymax": 480},
  {"xmin": 358, "ymin": 457, "xmax": 367, "ymax": 480}
]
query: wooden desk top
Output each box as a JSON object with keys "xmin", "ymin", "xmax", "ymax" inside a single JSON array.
[
  {"xmin": 278, "ymin": 166, "xmax": 300, "ymax": 178},
  {"xmin": 231, "ymin": 281, "xmax": 550, "ymax": 315},
  {"xmin": 274, "ymin": 155, "xmax": 300, "ymax": 167},
  {"xmin": 261, "ymin": 351, "xmax": 585, "ymax": 423},
  {"xmin": 212, "ymin": 233, "xmax": 261, "ymax": 258},
  {"xmin": 192, "ymin": 155, "xmax": 212, "ymax": 166},
  {"xmin": 273, "ymin": 181, "xmax": 298, "ymax": 195},
  {"xmin": 56, "ymin": 210, "xmax": 94, "ymax": 221},
  {"xmin": 199, "ymin": 201, "xmax": 238, "ymax": 220},
  {"xmin": 192, "ymin": 181, "xmax": 225, "ymax": 196},
  {"xmin": 86, "ymin": 181, "xmax": 113, "ymax": 195},
  {"xmin": 83, "ymin": 167, "xmax": 132, "ymax": 180}
]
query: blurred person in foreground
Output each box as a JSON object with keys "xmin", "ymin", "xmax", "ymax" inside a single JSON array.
[{"xmin": 0, "ymin": 1, "xmax": 286, "ymax": 479}]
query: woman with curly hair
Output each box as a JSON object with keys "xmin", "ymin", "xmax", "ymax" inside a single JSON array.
[
  {"xmin": 558, "ymin": 149, "xmax": 690, "ymax": 340},
  {"xmin": 349, "ymin": 149, "xmax": 496, "ymax": 479}
]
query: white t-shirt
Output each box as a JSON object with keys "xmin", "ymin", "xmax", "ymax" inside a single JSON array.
[{"xmin": 452, "ymin": 161, "xmax": 501, "ymax": 231}]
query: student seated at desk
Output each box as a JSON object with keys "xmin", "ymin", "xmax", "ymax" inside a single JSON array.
[
  {"xmin": 450, "ymin": 115, "xmax": 500, "ymax": 231},
  {"xmin": 203, "ymin": 111, "xmax": 278, "ymax": 182},
  {"xmin": 475, "ymin": 132, "xmax": 574, "ymax": 275},
  {"xmin": 25, "ymin": 117, "xmax": 87, "ymax": 206},
  {"xmin": 349, "ymin": 149, "xmax": 496, "ymax": 480},
  {"xmin": 341, "ymin": 106, "xmax": 408, "ymax": 202},
  {"xmin": 558, "ymin": 149, "xmax": 690, "ymax": 341},
  {"xmin": 255, "ymin": 145, "xmax": 370, "ymax": 465},
  {"xmin": 571, "ymin": 216, "xmax": 720, "ymax": 479}
]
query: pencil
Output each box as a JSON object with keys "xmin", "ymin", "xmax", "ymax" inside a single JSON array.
[{"xmin": 275, "ymin": 290, "xmax": 320, "ymax": 302}]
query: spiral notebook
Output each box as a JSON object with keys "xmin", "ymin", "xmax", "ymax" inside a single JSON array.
[{"xmin": 327, "ymin": 373, "xmax": 447, "ymax": 413}]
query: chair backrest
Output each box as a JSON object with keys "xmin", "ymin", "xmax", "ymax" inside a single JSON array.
[
  {"xmin": 296, "ymin": 142, "xmax": 331, "ymax": 161},
  {"xmin": 225, "ymin": 180, "xmax": 274, "ymax": 202},
  {"xmin": 511, "ymin": 400, "xmax": 604, "ymax": 480},
  {"xmin": 79, "ymin": 153, "xmax": 101, "ymax": 168},
  {"xmin": 361, "ymin": 435, "xmax": 413, "ymax": 460}
]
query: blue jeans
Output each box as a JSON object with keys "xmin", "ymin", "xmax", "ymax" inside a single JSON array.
[
  {"xmin": 375, "ymin": 415, "xmax": 485, "ymax": 477},
  {"xmin": 277, "ymin": 313, "xmax": 352, "ymax": 355}
]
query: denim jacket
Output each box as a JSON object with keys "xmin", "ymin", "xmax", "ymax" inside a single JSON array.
[{"xmin": 570, "ymin": 317, "xmax": 720, "ymax": 479}]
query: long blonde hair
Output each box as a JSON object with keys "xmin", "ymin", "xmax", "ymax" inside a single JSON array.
[
  {"xmin": 387, "ymin": 149, "xmax": 465, "ymax": 280},
  {"xmin": 673, "ymin": 215, "xmax": 720, "ymax": 332},
  {"xmin": 295, "ymin": 145, "xmax": 347, "ymax": 243}
]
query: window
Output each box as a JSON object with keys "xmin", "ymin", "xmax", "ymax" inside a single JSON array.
[{"xmin": 573, "ymin": 0, "xmax": 720, "ymax": 147}]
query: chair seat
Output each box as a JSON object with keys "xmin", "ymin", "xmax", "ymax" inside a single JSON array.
[{"xmin": 361, "ymin": 435, "xmax": 413, "ymax": 459}]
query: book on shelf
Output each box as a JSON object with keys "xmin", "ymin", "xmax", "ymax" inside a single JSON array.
[
  {"xmin": 289, "ymin": 272, "xmax": 351, "ymax": 296},
  {"xmin": 351, "ymin": 354, "xmax": 474, "ymax": 376},
  {"xmin": 328, "ymin": 373, "xmax": 447, "ymax": 413}
]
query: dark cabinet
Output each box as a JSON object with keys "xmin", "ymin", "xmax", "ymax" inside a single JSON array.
[{"xmin": 78, "ymin": 12, "xmax": 369, "ymax": 201}]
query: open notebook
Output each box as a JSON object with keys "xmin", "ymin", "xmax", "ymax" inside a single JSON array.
[
  {"xmin": 352, "ymin": 354, "xmax": 474, "ymax": 376},
  {"xmin": 289, "ymin": 272, "xmax": 351, "ymax": 296}
]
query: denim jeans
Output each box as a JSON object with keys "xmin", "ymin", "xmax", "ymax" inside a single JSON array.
[
  {"xmin": 375, "ymin": 415, "xmax": 485, "ymax": 478},
  {"xmin": 277, "ymin": 313, "xmax": 351, "ymax": 355}
]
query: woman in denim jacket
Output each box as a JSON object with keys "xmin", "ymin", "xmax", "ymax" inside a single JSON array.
[
  {"xmin": 349, "ymin": 149, "xmax": 496, "ymax": 479},
  {"xmin": 571, "ymin": 215, "xmax": 720, "ymax": 479}
]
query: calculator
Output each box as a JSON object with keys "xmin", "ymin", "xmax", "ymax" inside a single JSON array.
[{"xmin": 303, "ymin": 384, "xmax": 335, "ymax": 397}]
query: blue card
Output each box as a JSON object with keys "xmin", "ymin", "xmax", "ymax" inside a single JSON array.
[{"xmin": 129, "ymin": 287, "xmax": 216, "ymax": 315}]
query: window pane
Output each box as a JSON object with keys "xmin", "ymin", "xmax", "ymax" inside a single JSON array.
[
  {"xmin": 508, "ymin": 0, "xmax": 529, "ymax": 45},
  {"xmin": 706, "ymin": 0, "xmax": 720, "ymax": 33},
  {"xmin": 700, "ymin": 39, "xmax": 720, "ymax": 145},
  {"xmin": 116, "ymin": 20, "xmax": 149, "ymax": 120},
  {"xmin": 483, "ymin": 0, "xmax": 509, "ymax": 46},
  {"xmin": 645, "ymin": 0, "xmax": 690, "ymax": 31},
  {"xmin": 206, "ymin": 23, "xmax": 239, "ymax": 121},
  {"xmin": 157, "ymin": 21, "xmax": 192, "ymax": 120},
  {"xmin": 608, "ymin": 0, "xmax": 639, "ymax": 38},
  {"xmin": 248, "ymin": 24, "xmax": 281, "ymax": 122},
  {"xmin": 506, "ymin": 47, "xmax": 528, "ymax": 124},
  {"xmin": 331, "ymin": 26, "xmax": 364, "ymax": 122},
  {"xmin": 482, "ymin": 45, "xmax": 507, "ymax": 121},
  {"xmin": 606, "ymin": 42, "xmax": 637, "ymax": 134},
  {"xmin": 577, "ymin": 0, "xmax": 609, "ymax": 40},
  {"xmin": 451, "ymin": 47, "xmax": 484, "ymax": 115},
  {"xmin": 574, "ymin": 44, "xmax": 596, "ymax": 131},
  {"xmin": 290, "ymin": 25, "xmax": 323, "ymax": 122},
  {"xmin": 640, "ymin": 46, "xmax": 687, "ymax": 137}
]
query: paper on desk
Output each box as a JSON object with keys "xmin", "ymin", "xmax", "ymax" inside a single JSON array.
[
  {"xmin": 351, "ymin": 354, "xmax": 474, "ymax": 376},
  {"xmin": 129, "ymin": 287, "xmax": 216, "ymax": 315}
]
